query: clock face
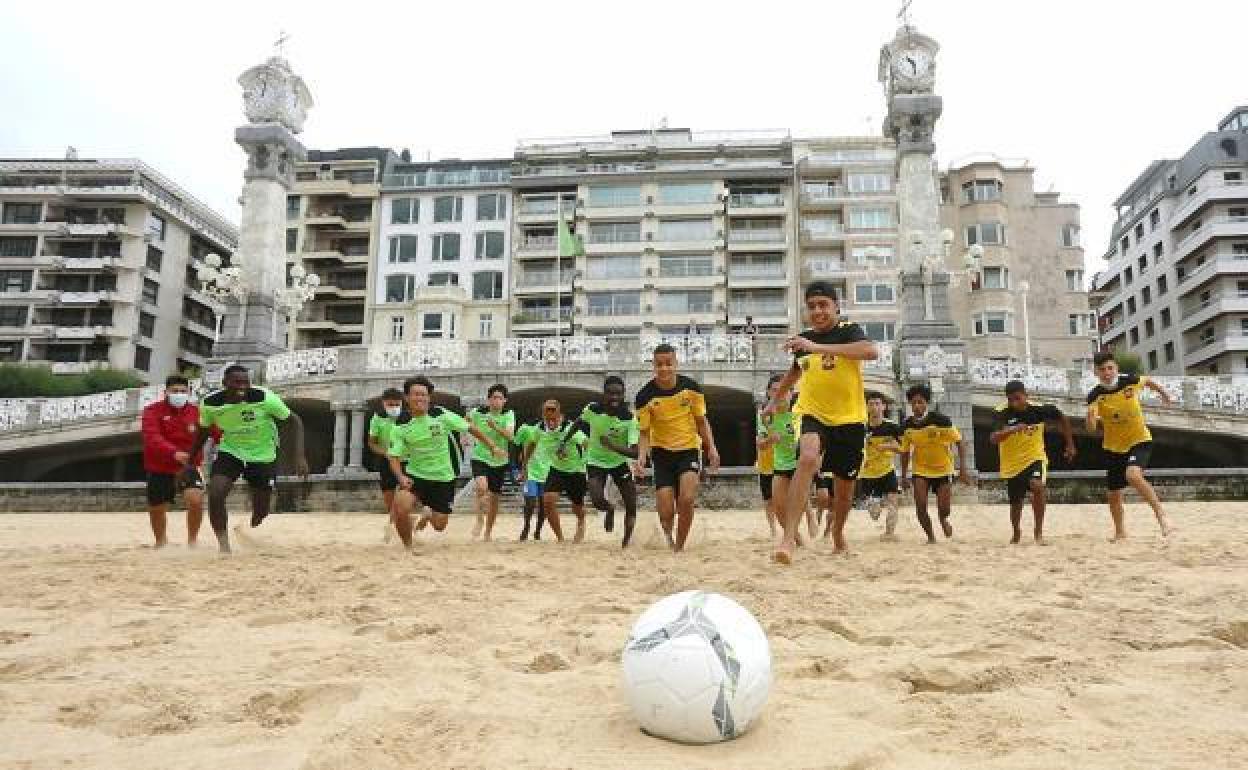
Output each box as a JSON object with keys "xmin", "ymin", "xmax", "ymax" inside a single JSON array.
[{"xmin": 894, "ymin": 48, "xmax": 932, "ymax": 79}]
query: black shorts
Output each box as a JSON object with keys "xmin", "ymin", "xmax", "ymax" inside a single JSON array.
[
  {"xmin": 814, "ymin": 473, "xmax": 835, "ymax": 491},
  {"xmin": 800, "ymin": 417, "xmax": 867, "ymax": 482},
  {"xmin": 651, "ymin": 447, "xmax": 701, "ymax": 491},
  {"xmin": 545, "ymin": 468, "xmax": 587, "ymax": 505},
  {"xmin": 913, "ymin": 474, "xmax": 953, "ymax": 494},
  {"xmin": 859, "ymin": 471, "xmax": 899, "ymax": 499},
  {"xmin": 146, "ymin": 468, "xmax": 204, "ymax": 506},
  {"xmin": 211, "ymin": 452, "xmax": 277, "ymax": 491},
  {"xmin": 378, "ymin": 462, "xmax": 400, "ymax": 492},
  {"xmin": 1106, "ymin": 442, "xmax": 1152, "ymax": 492},
  {"xmin": 758, "ymin": 473, "xmax": 773, "ymax": 500},
  {"xmin": 589, "ymin": 463, "xmax": 634, "ymax": 488},
  {"xmin": 470, "ymin": 460, "xmax": 507, "ymax": 495},
  {"xmin": 404, "ymin": 477, "xmax": 456, "ymax": 515},
  {"xmin": 1006, "ymin": 461, "xmax": 1046, "ymax": 504}
]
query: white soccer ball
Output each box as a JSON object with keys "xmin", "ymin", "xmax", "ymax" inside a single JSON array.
[{"xmin": 621, "ymin": 590, "xmax": 771, "ymax": 744}]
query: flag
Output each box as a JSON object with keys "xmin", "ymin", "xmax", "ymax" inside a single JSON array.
[{"xmin": 557, "ymin": 211, "xmax": 584, "ymax": 257}]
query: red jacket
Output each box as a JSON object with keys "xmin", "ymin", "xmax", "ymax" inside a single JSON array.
[{"xmin": 141, "ymin": 400, "xmax": 215, "ymax": 474}]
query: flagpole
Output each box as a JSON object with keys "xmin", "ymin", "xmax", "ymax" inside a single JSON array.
[{"xmin": 555, "ymin": 197, "xmax": 561, "ymax": 343}]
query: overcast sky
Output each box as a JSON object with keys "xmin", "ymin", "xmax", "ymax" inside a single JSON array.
[{"xmin": 2, "ymin": 0, "xmax": 1243, "ymax": 276}]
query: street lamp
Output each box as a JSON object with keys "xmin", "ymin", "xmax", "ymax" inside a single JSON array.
[{"xmin": 1017, "ymin": 279, "xmax": 1032, "ymax": 372}]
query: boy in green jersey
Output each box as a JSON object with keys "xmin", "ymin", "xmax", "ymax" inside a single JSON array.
[
  {"xmin": 512, "ymin": 401, "xmax": 560, "ymax": 541},
  {"xmin": 562, "ymin": 376, "xmax": 640, "ymax": 547},
  {"xmin": 515, "ymin": 399, "xmax": 587, "ymax": 543},
  {"xmin": 387, "ymin": 376, "xmax": 500, "ymax": 550},
  {"xmin": 758, "ymin": 375, "xmax": 806, "ymax": 544},
  {"xmin": 187, "ymin": 364, "xmax": 308, "ymax": 554},
  {"xmin": 465, "ymin": 384, "xmax": 515, "ymax": 542},
  {"xmin": 367, "ymin": 388, "xmax": 406, "ymax": 533}
]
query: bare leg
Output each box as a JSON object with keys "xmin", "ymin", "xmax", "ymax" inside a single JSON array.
[
  {"xmin": 1107, "ymin": 489, "xmax": 1127, "ymax": 541},
  {"xmin": 912, "ymin": 477, "xmax": 936, "ymax": 544},
  {"xmin": 882, "ymin": 493, "xmax": 899, "ymax": 541},
  {"xmin": 483, "ymin": 484, "xmax": 500, "ymax": 543},
  {"xmin": 805, "ymin": 498, "xmax": 818, "ymax": 540},
  {"xmin": 936, "ymin": 481, "xmax": 954, "ymax": 538},
  {"xmin": 249, "ymin": 485, "xmax": 272, "ymax": 528},
  {"xmin": 207, "ymin": 474, "xmax": 233, "ymax": 553},
  {"xmin": 382, "ymin": 489, "xmax": 396, "ymax": 542},
  {"xmin": 656, "ymin": 486, "xmax": 677, "ymax": 550},
  {"xmin": 1009, "ymin": 501, "xmax": 1024, "ymax": 544},
  {"xmin": 571, "ymin": 502, "xmax": 587, "ymax": 543},
  {"xmin": 1030, "ymin": 479, "xmax": 1048, "ymax": 544},
  {"xmin": 674, "ymin": 471, "xmax": 700, "ymax": 552},
  {"xmin": 183, "ymin": 488, "xmax": 204, "ymax": 546},
  {"xmin": 541, "ymin": 491, "xmax": 564, "ymax": 542},
  {"xmin": 816, "ymin": 486, "xmax": 831, "ymax": 534},
  {"xmin": 776, "ymin": 433, "xmax": 822, "ymax": 564},
  {"xmin": 148, "ymin": 503, "xmax": 169, "ymax": 547},
  {"xmin": 764, "ymin": 490, "xmax": 778, "ymax": 540},
  {"xmin": 588, "ymin": 474, "xmax": 615, "ymax": 532},
  {"xmin": 520, "ymin": 495, "xmax": 535, "ymax": 540},
  {"xmin": 617, "ymin": 475, "xmax": 639, "ymax": 548},
  {"xmin": 428, "ymin": 512, "xmax": 449, "ymax": 532},
  {"xmin": 770, "ymin": 474, "xmax": 791, "ymax": 549},
  {"xmin": 472, "ymin": 476, "xmax": 488, "ymax": 538},
  {"xmin": 829, "ymin": 477, "xmax": 855, "ymax": 554},
  {"xmin": 1126, "ymin": 467, "xmax": 1173, "ymax": 536},
  {"xmin": 392, "ymin": 490, "xmax": 416, "ymax": 549}
]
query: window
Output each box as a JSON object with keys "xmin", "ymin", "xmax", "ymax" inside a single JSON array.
[
  {"xmin": 1065, "ymin": 269, "xmax": 1084, "ymax": 291},
  {"xmin": 137, "ymin": 312, "xmax": 155, "ymax": 338},
  {"xmin": 1068, "ymin": 314, "xmax": 1079, "ymax": 335},
  {"xmin": 1240, "ymin": 280, "xmax": 1248, "ymax": 298},
  {"xmin": 658, "ymin": 219, "xmax": 714, "ymax": 241},
  {"xmin": 1141, "ymin": 286, "xmax": 1152, "ymax": 306},
  {"xmin": 1060, "ymin": 224, "xmax": 1080, "ymax": 248},
  {"xmin": 862, "ymin": 321, "xmax": 895, "ymax": 341},
  {"xmin": 1, "ymin": 203, "xmax": 40, "ymax": 224},
  {"xmin": 0, "ymin": 306, "xmax": 27, "ymax": 326},
  {"xmin": 286, "ymin": 196, "xmax": 300, "ymax": 220},
  {"xmin": 587, "ymin": 185, "xmax": 642, "ymax": 207},
  {"xmin": 0, "ymin": 340, "xmax": 21, "ymax": 361},
  {"xmin": 472, "ymin": 271, "xmax": 504, "ymax": 300},
  {"xmin": 854, "ymin": 283, "xmax": 895, "ymax": 304},
  {"xmin": 474, "ymin": 231, "xmax": 505, "ymax": 260},
  {"xmin": 1159, "ymin": 307, "xmax": 1172, "ymax": 329},
  {"xmin": 586, "ymin": 255, "xmax": 641, "ymax": 280},
  {"xmin": 848, "ymin": 173, "xmax": 892, "ymax": 193},
  {"xmin": 286, "ymin": 228, "xmax": 297, "ymax": 254},
  {"xmin": 1199, "ymin": 326, "xmax": 1215, "ymax": 346},
  {"xmin": 1129, "ymin": 327, "xmax": 1139, "ymax": 345},
  {"xmin": 385, "ymin": 274, "xmax": 417, "ymax": 303},
  {"xmin": 476, "ymin": 193, "xmax": 506, "ymax": 221},
  {"xmin": 1134, "ymin": 223, "xmax": 1144, "ymax": 240},
  {"xmin": 478, "ymin": 313, "xmax": 494, "ymax": 338},
  {"xmin": 1234, "ymin": 243, "xmax": 1248, "ymax": 258},
  {"xmin": 658, "ymin": 182, "xmax": 714, "ymax": 204},
  {"xmin": 1148, "ymin": 209, "xmax": 1160, "ymax": 231},
  {"xmin": 982, "ymin": 266, "xmax": 1009, "ymax": 290},
  {"xmin": 433, "ymin": 196, "xmax": 463, "ymax": 222},
  {"xmin": 432, "ymin": 233, "xmax": 461, "ymax": 261},
  {"xmin": 1127, "ymin": 297, "xmax": 1136, "ymax": 315},
  {"xmin": 421, "ymin": 313, "xmax": 444, "ymax": 338},
  {"xmin": 658, "ymin": 254, "xmax": 713, "ymax": 277},
  {"xmin": 961, "ymin": 179, "xmax": 1002, "ymax": 202},
  {"xmin": 427, "ymin": 272, "xmax": 459, "ymax": 287},
  {"xmin": 145, "ymin": 246, "xmax": 163, "ymax": 272},
  {"xmin": 588, "ymin": 221, "xmax": 641, "ymax": 244},
  {"xmin": 965, "ymin": 222, "xmax": 1005, "ymax": 245},
  {"xmin": 849, "ymin": 208, "xmax": 894, "ymax": 230},
  {"xmin": 134, "ymin": 345, "xmax": 151, "ymax": 372},
  {"xmin": 145, "ymin": 213, "xmax": 166, "ymax": 241},
  {"xmin": 1148, "ymin": 350, "xmax": 1158, "ymax": 370},
  {"xmin": 1164, "ymin": 341, "xmax": 1175, "ymax": 363},
  {"xmin": 973, "ymin": 312, "xmax": 1011, "ymax": 335},
  {"xmin": 1231, "ymin": 207, "xmax": 1248, "ymax": 218},
  {"xmin": 1121, "ymin": 235, "xmax": 1130, "ymax": 253},
  {"xmin": 98, "ymin": 241, "xmax": 121, "ymax": 258},
  {"xmin": 1146, "ymin": 318, "xmax": 1158, "ymax": 338},
  {"xmin": 141, "ymin": 278, "xmax": 159, "ymax": 305},
  {"xmin": 851, "ymin": 245, "xmax": 895, "ymax": 266},
  {"xmin": 1226, "ymin": 171, "xmax": 1244, "ymax": 183},
  {"xmin": 1176, "ymin": 265, "xmax": 1186, "ymax": 282},
  {"xmin": 1137, "ymin": 255, "xmax": 1148, "ymax": 275},
  {"xmin": 586, "ymin": 291, "xmax": 641, "ymax": 316},
  {"xmin": 391, "ymin": 198, "xmax": 417, "ymax": 225},
  {"xmin": 657, "ymin": 290, "xmax": 713, "ymax": 314},
  {"xmin": 389, "ymin": 315, "xmax": 405, "ymax": 342},
  {"xmin": 1156, "ymin": 275, "xmax": 1167, "ymax": 296},
  {"xmin": 388, "ymin": 235, "xmax": 418, "ymax": 263},
  {"xmin": 1124, "ymin": 267, "xmax": 1133, "ymax": 285},
  {"xmin": 0, "ymin": 237, "xmax": 37, "ymax": 257},
  {"xmin": 1153, "ymin": 242, "xmax": 1164, "ymax": 262},
  {"xmin": 0, "ymin": 270, "xmax": 31, "ymax": 292}
]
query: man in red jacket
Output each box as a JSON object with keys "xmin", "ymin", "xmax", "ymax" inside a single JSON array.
[{"xmin": 141, "ymin": 375, "xmax": 212, "ymax": 547}]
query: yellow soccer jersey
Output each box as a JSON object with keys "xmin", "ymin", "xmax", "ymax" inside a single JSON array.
[
  {"xmin": 754, "ymin": 410, "xmax": 774, "ymax": 474},
  {"xmin": 1086, "ymin": 374, "xmax": 1153, "ymax": 453},
  {"xmin": 635, "ymin": 375, "xmax": 706, "ymax": 452},
  {"xmin": 901, "ymin": 412, "xmax": 961, "ymax": 478},
  {"xmin": 993, "ymin": 401, "xmax": 1062, "ymax": 479},
  {"xmin": 791, "ymin": 321, "xmax": 869, "ymax": 427},
  {"xmin": 861, "ymin": 420, "xmax": 904, "ymax": 479}
]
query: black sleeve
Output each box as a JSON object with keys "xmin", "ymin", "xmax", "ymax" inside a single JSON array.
[
  {"xmin": 633, "ymin": 384, "xmax": 652, "ymax": 410},
  {"xmin": 1085, "ymin": 387, "xmax": 1100, "ymax": 405},
  {"xmin": 837, "ymin": 321, "xmax": 869, "ymax": 344},
  {"xmin": 991, "ymin": 408, "xmax": 1009, "ymax": 430},
  {"xmin": 1041, "ymin": 404, "xmax": 1063, "ymax": 420},
  {"xmin": 1121, "ymin": 374, "xmax": 1141, "ymax": 386}
]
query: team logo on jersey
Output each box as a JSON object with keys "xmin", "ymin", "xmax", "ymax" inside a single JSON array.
[
  {"xmin": 241, "ymin": 410, "xmax": 256, "ymax": 422},
  {"xmin": 1123, "ymin": 387, "xmax": 1135, "ymax": 399}
]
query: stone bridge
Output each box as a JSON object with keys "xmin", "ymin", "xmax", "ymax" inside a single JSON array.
[{"xmin": 1, "ymin": 335, "xmax": 1246, "ymax": 481}]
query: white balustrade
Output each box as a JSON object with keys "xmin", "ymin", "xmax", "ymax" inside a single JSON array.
[
  {"xmin": 498, "ymin": 337, "xmax": 609, "ymax": 367},
  {"xmin": 1192, "ymin": 377, "xmax": 1248, "ymax": 414},
  {"xmin": 38, "ymin": 390, "xmax": 127, "ymax": 425},
  {"xmin": 366, "ymin": 341, "xmax": 467, "ymax": 372},
  {"xmin": 0, "ymin": 399, "xmax": 31, "ymax": 431},
  {"xmin": 865, "ymin": 341, "xmax": 894, "ymax": 372},
  {"xmin": 968, "ymin": 358, "xmax": 1069, "ymax": 395},
  {"xmin": 265, "ymin": 348, "xmax": 339, "ymax": 383},
  {"xmin": 638, "ymin": 334, "xmax": 754, "ymax": 364}
]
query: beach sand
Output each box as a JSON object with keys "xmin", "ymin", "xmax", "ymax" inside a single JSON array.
[{"xmin": 1, "ymin": 503, "xmax": 1246, "ymax": 769}]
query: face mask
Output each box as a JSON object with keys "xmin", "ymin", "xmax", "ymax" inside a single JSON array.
[
  {"xmin": 385, "ymin": 406, "xmax": 402, "ymax": 418},
  {"xmin": 168, "ymin": 393, "xmax": 190, "ymax": 409}
]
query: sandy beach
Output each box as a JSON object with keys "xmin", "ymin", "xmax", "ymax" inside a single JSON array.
[{"xmin": 1, "ymin": 503, "xmax": 1246, "ymax": 770}]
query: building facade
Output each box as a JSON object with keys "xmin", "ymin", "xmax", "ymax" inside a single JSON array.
[
  {"xmin": 0, "ymin": 157, "xmax": 237, "ymax": 381},
  {"xmin": 373, "ymin": 159, "xmax": 511, "ymax": 344},
  {"xmin": 286, "ymin": 148, "xmax": 396, "ymax": 348},
  {"xmin": 1092, "ymin": 107, "xmax": 1248, "ymax": 380},
  {"xmin": 940, "ymin": 157, "xmax": 1093, "ymax": 367}
]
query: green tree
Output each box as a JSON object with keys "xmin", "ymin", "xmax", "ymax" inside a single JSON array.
[
  {"xmin": 0, "ymin": 365, "xmax": 142, "ymax": 398},
  {"xmin": 1114, "ymin": 351, "xmax": 1143, "ymax": 376}
]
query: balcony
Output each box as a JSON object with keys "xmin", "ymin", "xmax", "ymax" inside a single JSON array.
[
  {"xmin": 584, "ymin": 235, "xmax": 644, "ymax": 255},
  {"xmin": 297, "ymin": 175, "xmax": 380, "ymax": 198},
  {"xmin": 50, "ymin": 361, "xmax": 111, "ymax": 375},
  {"xmin": 1183, "ymin": 333, "xmax": 1248, "ymax": 368},
  {"xmin": 798, "ymin": 150, "xmax": 896, "ymax": 172},
  {"xmin": 52, "ymin": 222, "xmax": 139, "ymax": 239},
  {"xmin": 56, "ymin": 291, "xmax": 118, "ymax": 305},
  {"xmin": 412, "ymin": 285, "xmax": 469, "ymax": 303},
  {"xmin": 515, "ymin": 235, "xmax": 558, "ymax": 258},
  {"xmin": 728, "ymin": 303, "xmax": 788, "ymax": 326},
  {"xmin": 180, "ymin": 315, "xmax": 217, "ymax": 338},
  {"xmin": 54, "ymin": 325, "xmax": 117, "ymax": 340},
  {"xmin": 1170, "ymin": 181, "xmax": 1248, "ymax": 228},
  {"xmin": 297, "ymin": 319, "xmax": 363, "ymax": 334},
  {"xmin": 313, "ymin": 283, "xmax": 367, "ymax": 301},
  {"xmin": 383, "ymin": 168, "xmax": 509, "ymax": 190},
  {"xmin": 1173, "ymin": 216, "xmax": 1248, "ymax": 260},
  {"xmin": 1176, "ymin": 256, "xmax": 1248, "ymax": 294},
  {"xmin": 728, "ymin": 193, "xmax": 786, "ymax": 217},
  {"xmin": 516, "ymin": 200, "xmax": 577, "ymax": 223},
  {"xmin": 512, "ymin": 307, "xmax": 573, "ymax": 331},
  {"xmin": 799, "ymin": 222, "xmax": 845, "ymax": 246},
  {"xmin": 728, "ymin": 229, "xmax": 786, "ymax": 250},
  {"xmin": 304, "ymin": 212, "xmax": 347, "ymax": 228},
  {"xmin": 1180, "ymin": 291, "xmax": 1248, "ymax": 331},
  {"xmin": 728, "ymin": 263, "xmax": 788, "ymax": 286}
]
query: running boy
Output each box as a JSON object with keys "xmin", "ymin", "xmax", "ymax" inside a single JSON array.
[
  {"xmin": 857, "ymin": 391, "xmax": 904, "ymax": 541},
  {"xmin": 899, "ymin": 383, "xmax": 973, "ymax": 544},
  {"xmin": 466, "ymin": 384, "xmax": 515, "ymax": 542},
  {"xmin": 991, "ymin": 379, "xmax": 1076, "ymax": 544},
  {"xmin": 512, "ymin": 400, "xmax": 563, "ymax": 541},
  {"xmin": 368, "ymin": 387, "xmax": 406, "ymax": 539},
  {"xmin": 565, "ymin": 376, "xmax": 641, "ymax": 547},
  {"xmin": 141, "ymin": 375, "xmax": 213, "ymax": 548}
]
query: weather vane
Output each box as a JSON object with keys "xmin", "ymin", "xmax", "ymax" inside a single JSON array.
[
  {"xmin": 274, "ymin": 30, "xmax": 291, "ymax": 58},
  {"xmin": 897, "ymin": 0, "xmax": 913, "ymax": 27}
]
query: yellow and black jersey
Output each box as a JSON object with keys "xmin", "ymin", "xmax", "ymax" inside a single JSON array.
[
  {"xmin": 791, "ymin": 321, "xmax": 869, "ymax": 427},
  {"xmin": 1086, "ymin": 374, "xmax": 1152, "ymax": 453},
  {"xmin": 754, "ymin": 410, "xmax": 774, "ymax": 474},
  {"xmin": 861, "ymin": 420, "xmax": 904, "ymax": 480},
  {"xmin": 635, "ymin": 375, "xmax": 706, "ymax": 452},
  {"xmin": 901, "ymin": 412, "xmax": 961, "ymax": 478},
  {"xmin": 993, "ymin": 401, "xmax": 1062, "ymax": 479}
]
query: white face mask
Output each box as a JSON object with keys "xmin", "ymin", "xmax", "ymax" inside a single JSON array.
[
  {"xmin": 385, "ymin": 406, "xmax": 402, "ymax": 418},
  {"xmin": 168, "ymin": 393, "xmax": 190, "ymax": 409}
]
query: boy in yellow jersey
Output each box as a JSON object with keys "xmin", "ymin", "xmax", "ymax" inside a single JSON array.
[
  {"xmin": 755, "ymin": 379, "xmax": 778, "ymax": 539},
  {"xmin": 764, "ymin": 282, "xmax": 879, "ymax": 562},
  {"xmin": 899, "ymin": 383, "xmax": 973, "ymax": 544},
  {"xmin": 1085, "ymin": 352, "xmax": 1174, "ymax": 539},
  {"xmin": 991, "ymin": 380, "xmax": 1076, "ymax": 545},
  {"xmin": 856, "ymin": 392, "xmax": 904, "ymax": 541},
  {"xmin": 634, "ymin": 343, "xmax": 721, "ymax": 552}
]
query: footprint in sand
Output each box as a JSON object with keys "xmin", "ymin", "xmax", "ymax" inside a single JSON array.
[
  {"xmin": 243, "ymin": 683, "xmax": 361, "ymax": 729},
  {"xmin": 1209, "ymin": 622, "xmax": 1248, "ymax": 649},
  {"xmin": 525, "ymin": 651, "xmax": 570, "ymax": 673}
]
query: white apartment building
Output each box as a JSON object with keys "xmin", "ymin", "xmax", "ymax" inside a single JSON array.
[
  {"xmin": 1093, "ymin": 106, "xmax": 1248, "ymax": 379},
  {"xmin": 0, "ymin": 157, "xmax": 237, "ymax": 381},
  {"xmin": 373, "ymin": 159, "xmax": 512, "ymax": 343}
]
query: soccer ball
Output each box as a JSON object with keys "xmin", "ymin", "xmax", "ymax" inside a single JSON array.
[{"xmin": 621, "ymin": 591, "xmax": 772, "ymax": 744}]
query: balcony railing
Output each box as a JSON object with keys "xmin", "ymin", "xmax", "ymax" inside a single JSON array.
[
  {"xmin": 585, "ymin": 304, "xmax": 641, "ymax": 317},
  {"xmin": 729, "ymin": 229, "xmax": 785, "ymax": 243},
  {"xmin": 515, "ymin": 271, "xmax": 573, "ymax": 288},
  {"xmin": 801, "ymin": 223, "xmax": 845, "ymax": 239},
  {"xmin": 658, "ymin": 262, "xmax": 715, "ymax": 278},
  {"xmin": 514, "ymin": 308, "xmax": 573, "ymax": 323},
  {"xmin": 657, "ymin": 302, "xmax": 715, "ymax": 314},
  {"xmin": 584, "ymin": 269, "xmax": 642, "ymax": 281},
  {"xmin": 587, "ymin": 232, "xmax": 642, "ymax": 244},
  {"xmin": 729, "ymin": 263, "xmax": 787, "ymax": 279},
  {"xmin": 383, "ymin": 168, "xmax": 510, "ymax": 188},
  {"xmin": 519, "ymin": 236, "xmax": 558, "ymax": 250},
  {"xmin": 518, "ymin": 200, "xmax": 575, "ymax": 216},
  {"xmin": 1174, "ymin": 215, "xmax": 1248, "ymax": 256},
  {"xmin": 730, "ymin": 193, "xmax": 784, "ymax": 208},
  {"xmin": 729, "ymin": 303, "xmax": 788, "ymax": 317}
]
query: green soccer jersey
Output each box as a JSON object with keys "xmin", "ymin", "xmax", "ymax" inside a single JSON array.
[
  {"xmin": 577, "ymin": 402, "xmax": 639, "ymax": 469},
  {"xmin": 467, "ymin": 408, "xmax": 514, "ymax": 467},
  {"xmin": 760, "ymin": 410, "xmax": 799, "ymax": 472},
  {"xmin": 549, "ymin": 422, "xmax": 589, "ymax": 475},
  {"xmin": 387, "ymin": 408, "xmax": 470, "ymax": 482},
  {"xmin": 369, "ymin": 413, "xmax": 399, "ymax": 450},
  {"xmin": 199, "ymin": 387, "xmax": 291, "ymax": 464},
  {"xmin": 512, "ymin": 422, "xmax": 551, "ymax": 483}
]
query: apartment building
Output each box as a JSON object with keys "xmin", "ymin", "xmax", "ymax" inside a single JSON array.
[
  {"xmin": 0, "ymin": 157, "xmax": 237, "ymax": 381},
  {"xmin": 286, "ymin": 147, "xmax": 396, "ymax": 348},
  {"xmin": 939, "ymin": 157, "xmax": 1093, "ymax": 367},
  {"xmin": 509, "ymin": 128, "xmax": 796, "ymax": 337},
  {"xmin": 373, "ymin": 158, "xmax": 511, "ymax": 343},
  {"xmin": 1092, "ymin": 106, "xmax": 1248, "ymax": 379}
]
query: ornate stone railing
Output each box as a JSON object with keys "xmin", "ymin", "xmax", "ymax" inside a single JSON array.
[
  {"xmin": 265, "ymin": 348, "xmax": 339, "ymax": 383},
  {"xmin": 970, "ymin": 358, "xmax": 1070, "ymax": 395},
  {"xmin": 0, "ymin": 400, "xmax": 32, "ymax": 431},
  {"xmin": 498, "ymin": 337, "xmax": 609, "ymax": 366},
  {"xmin": 638, "ymin": 334, "xmax": 755, "ymax": 364},
  {"xmin": 366, "ymin": 341, "xmax": 467, "ymax": 372},
  {"xmin": 866, "ymin": 341, "xmax": 894, "ymax": 373},
  {"xmin": 38, "ymin": 391, "xmax": 128, "ymax": 424}
]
